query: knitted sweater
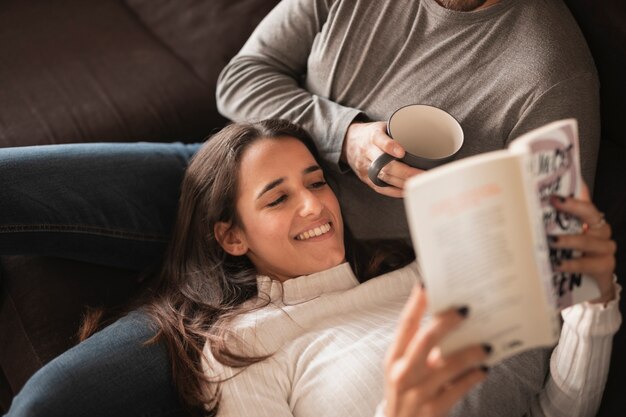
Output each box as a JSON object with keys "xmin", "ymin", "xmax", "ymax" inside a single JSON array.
[{"xmin": 202, "ymin": 262, "xmax": 621, "ymax": 416}]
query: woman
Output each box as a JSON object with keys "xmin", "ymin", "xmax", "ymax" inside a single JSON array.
[{"xmin": 143, "ymin": 119, "xmax": 620, "ymax": 417}]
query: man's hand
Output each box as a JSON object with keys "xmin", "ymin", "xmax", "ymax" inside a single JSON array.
[{"xmin": 342, "ymin": 121, "xmax": 423, "ymax": 198}]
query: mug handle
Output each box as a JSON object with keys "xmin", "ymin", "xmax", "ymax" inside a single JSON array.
[{"xmin": 367, "ymin": 153, "xmax": 396, "ymax": 187}]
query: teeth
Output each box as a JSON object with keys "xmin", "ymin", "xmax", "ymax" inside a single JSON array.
[{"xmin": 297, "ymin": 223, "xmax": 331, "ymax": 241}]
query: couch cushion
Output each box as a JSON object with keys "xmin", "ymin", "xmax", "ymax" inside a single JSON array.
[
  {"xmin": 0, "ymin": 0, "xmax": 216, "ymax": 148},
  {"xmin": 124, "ymin": 0, "xmax": 280, "ymax": 86}
]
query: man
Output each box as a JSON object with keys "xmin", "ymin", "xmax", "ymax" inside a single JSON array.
[{"xmin": 216, "ymin": 0, "xmax": 599, "ymax": 239}]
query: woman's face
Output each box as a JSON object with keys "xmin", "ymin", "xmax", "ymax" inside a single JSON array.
[{"xmin": 220, "ymin": 137, "xmax": 345, "ymax": 281}]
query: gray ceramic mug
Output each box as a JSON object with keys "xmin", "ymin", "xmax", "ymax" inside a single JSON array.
[{"xmin": 367, "ymin": 104, "xmax": 464, "ymax": 187}]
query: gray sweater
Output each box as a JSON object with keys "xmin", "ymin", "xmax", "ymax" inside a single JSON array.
[
  {"xmin": 217, "ymin": 0, "xmax": 600, "ymax": 241},
  {"xmin": 203, "ymin": 263, "xmax": 621, "ymax": 417}
]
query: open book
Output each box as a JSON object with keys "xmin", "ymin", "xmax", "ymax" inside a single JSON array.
[{"xmin": 404, "ymin": 119, "xmax": 600, "ymax": 365}]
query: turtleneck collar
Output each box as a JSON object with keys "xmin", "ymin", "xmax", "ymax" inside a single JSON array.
[{"xmin": 255, "ymin": 262, "xmax": 359, "ymax": 305}]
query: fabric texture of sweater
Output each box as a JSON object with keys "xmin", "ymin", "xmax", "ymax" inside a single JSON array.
[{"xmin": 202, "ymin": 262, "xmax": 621, "ymax": 417}]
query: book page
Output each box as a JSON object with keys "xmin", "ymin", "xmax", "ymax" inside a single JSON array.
[
  {"xmin": 509, "ymin": 119, "xmax": 600, "ymax": 308},
  {"xmin": 404, "ymin": 153, "xmax": 557, "ymax": 365}
]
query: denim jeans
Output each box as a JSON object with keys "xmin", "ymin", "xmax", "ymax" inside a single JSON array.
[
  {"xmin": 1, "ymin": 142, "xmax": 201, "ymax": 416},
  {"xmin": 0, "ymin": 142, "xmax": 201, "ymax": 271}
]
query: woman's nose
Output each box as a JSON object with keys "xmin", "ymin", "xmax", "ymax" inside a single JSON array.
[{"xmin": 298, "ymin": 189, "xmax": 323, "ymax": 217}]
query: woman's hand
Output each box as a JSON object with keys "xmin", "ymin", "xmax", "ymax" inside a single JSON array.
[
  {"xmin": 383, "ymin": 286, "xmax": 488, "ymax": 417},
  {"xmin": 549, "ymin": 184, "xmax": 617, "ymax": 305},
  {"xmin": 342, "ymin": 121, "xmax": 423, "ymax": 198}
]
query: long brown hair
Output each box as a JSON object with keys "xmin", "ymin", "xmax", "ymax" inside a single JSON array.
[{"xmin": 81, "ymin": 119, "xmax": 414, "ymax": 416}]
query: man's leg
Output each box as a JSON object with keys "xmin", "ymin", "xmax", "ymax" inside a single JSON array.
[
  {"xmin": 5, "ymin": 310, "xmax": 189, "ymax": 417},
  {"xmin": 0, "ymin": 142, "xmax": 201, "ymax": 270}
]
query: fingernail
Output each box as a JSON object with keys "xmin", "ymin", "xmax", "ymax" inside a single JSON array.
[
  {"xmin": 551, "ymin": 195, "xmax": 566, "ymax": 204},
  {"xmin": 547, "ymin": 235, "xmax": 559, "ymax": 244},
  {"xmin": 394, "ymin": 146, "xmax": 403, "ymax": 157},
  {"xmin": 480, "ymin": 365, "xmax": 490, "ymax": 374},
  {"xmin": 553, "ymin": 259, "xmax": 562, "ymax": 267},
  {"xmin": 482, "ymin": 344, "xmax": 493, "ymax": 355},
  {"xmin": 457, "ymin": 306, "xmax": 470, "ymax": 318}
]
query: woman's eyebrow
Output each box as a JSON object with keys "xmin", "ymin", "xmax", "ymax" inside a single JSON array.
[
  {"xmin": 257, "ymin": 178, "xmax": 284, "ymax": 200},
  {"xmin": 256, "ymin": 165, "xmax": 321, "ymax": 200},
  {"xmin": 303, "ymin": 165, "xmax": 321, "ymax": 174}
]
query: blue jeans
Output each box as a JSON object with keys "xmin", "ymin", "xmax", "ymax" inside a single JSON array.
[
  {"xmin": 1, "ymin": 142, "xmax": 201, "ymax": 416},
  {"xmin": 0, "ymin": 142, "xmax": 201, "ymax": 270}
]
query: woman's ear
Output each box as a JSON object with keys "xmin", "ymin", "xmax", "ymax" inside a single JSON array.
[{"xmin": 214, "ymin": 221, "xmax": 248, "ymax": 256}]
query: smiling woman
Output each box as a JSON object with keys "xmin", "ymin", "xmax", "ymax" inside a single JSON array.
[
  {"xmin": 131, "ymin": 119, "xmax": 490, "ymax": 417},
  {"xmin": 215, "ymin": 136, "xmax": 346, "ymax": 281}
]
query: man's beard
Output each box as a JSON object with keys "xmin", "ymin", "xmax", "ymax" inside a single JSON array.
[{"xmin": 436, "ymin": 0, "xmax": 490, "ymax": 12}]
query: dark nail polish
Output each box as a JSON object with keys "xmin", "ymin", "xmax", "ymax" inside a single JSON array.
[
  {"xmin": 547, "ymin": 235, "xmax": 559, "ymax": 243},
  {"xmin": 457, "ymin": 306, "xmax": 469, "ymax": 318},
  {"xmin": 480, "ymin": 365, "xmax": 490, "ymax": 374},
  {"xmin": 482, "ymin": 344, "xmax": 493, "ymax": 355},
  {"xmin": 550, "ymin": 195, "xmax": 566, "ymax": 205}
]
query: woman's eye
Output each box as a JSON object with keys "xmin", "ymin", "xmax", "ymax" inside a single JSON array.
[
  {"xmin": 267, "ymin": 195, "xmax": 287, "ymax": 207},
  {"xmin": 309, "ymin": 180, "xmax": 327, "ymax": 189}
]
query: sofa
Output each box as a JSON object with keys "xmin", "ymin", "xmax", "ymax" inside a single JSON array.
[{"xmin": 0, "ymin": 0, "xmax": 624, "ymax": 415}]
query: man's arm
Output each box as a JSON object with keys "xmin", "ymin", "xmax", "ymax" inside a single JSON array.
[{"xmin": 216, "ymin": 0, "xmax": 362, "ymax": 166}]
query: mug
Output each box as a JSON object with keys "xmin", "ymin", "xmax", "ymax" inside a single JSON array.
[{"xmin": 367, "ymin": 104, "xmax": 464, "ymax": 187}]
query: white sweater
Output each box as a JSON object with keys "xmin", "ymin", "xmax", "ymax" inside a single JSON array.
[{"xmin": 202, "ymin": 262, "xmax": 621, "ymax": 417}]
